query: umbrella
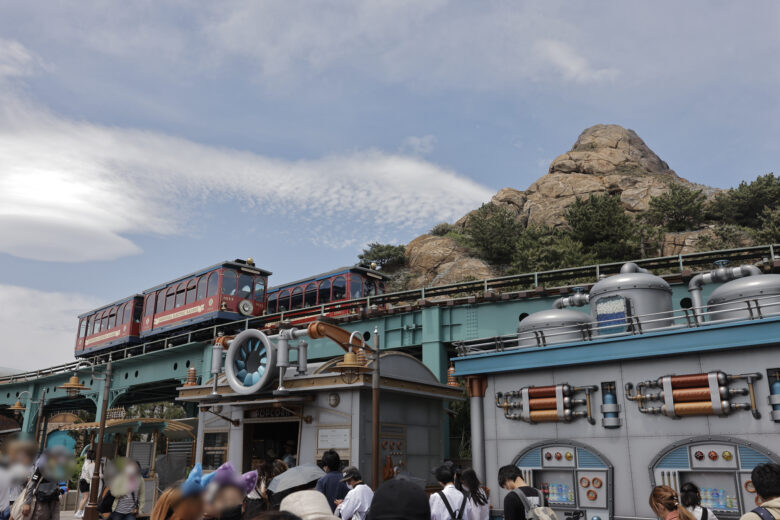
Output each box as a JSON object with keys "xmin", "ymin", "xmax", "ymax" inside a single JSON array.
[{"xmin": 268, "ymin": 463, "xmax": 325, "ymax": 493}]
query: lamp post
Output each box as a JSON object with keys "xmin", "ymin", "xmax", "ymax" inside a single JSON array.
[
  {"xmin": 9, "ymin": 390, "xmax": 46, "ymax": 451},
  {"xmin": 82, "ymin": 358, "xmax": 113, "ymax": 520}
]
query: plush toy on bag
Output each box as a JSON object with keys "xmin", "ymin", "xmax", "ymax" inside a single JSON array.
[{"xmin": 202, "ymin": 462, "xmax": 258, "ymax": 520}]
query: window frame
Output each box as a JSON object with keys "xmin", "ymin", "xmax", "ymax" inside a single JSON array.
[
  {"xmin": 304, "ymin": 283, "xmax": 318, "ymax": 307},
  {"xmin": 253, "ymin": 277, "xmax": 266, "ymax": 302},
  {"xmin": 206, "ymin": 272, "xmax": 219, "ymax": 298},
  {"xmin": 175, "ymin": 282, "xmax": 187, "ymax": 308},
  {"xmin": 101, "ymin": 311, "xmax": 109, "ymax": 332},
  {"xmin": 222, "ymin": 270, "xmax": 237, "ymax": 296},
  {"xmin": 278, "ymin": 290, "xmax": 290, "ymax": 312},
  {"xmin": 165, "ymin": 287, "xmax": 175, "ymax": 311},
  {"xmin": 290, "ymin": 287, "xmax": 303, "ymax": 310},
  {"xmin": 185, "ymin": 279, "xmax": 198, "ymax": 304},
  {"xmin": 332, "ymin": 276, "xmax": 347, "ymax": 301},
  {"xmin": 318, "ymin": 279, "xmax": 332, "ymax": 305},
  {"xmin": 196, "ymin": 275, "xmax": 207, "ymax": 301},
  {"xmin": 202, "ymin": 430, "xmax": 230, "ymax": 471},
  {"xmin": 145, "ymin": 295, "xmax": 156, "ymax": 317},
  {"xmin": 267, "ymin": 292, "xmax": 278, "ymax": 314},
  {"xmin": 237, "ymin": 273, "xmax": 253, "ymax": 300},
  {"xmin": 350, "ymin": 275, "xmax": 362, "ymax": 299}
]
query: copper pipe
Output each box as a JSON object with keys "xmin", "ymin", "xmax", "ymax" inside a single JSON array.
[
  {"xmin": 529, "ymin": 397, "xmax": 557, "ymax": 410},
  {"xmin": 671, "ymin": 387, "xmax": 711, "ymax": 402},
  {"xmin": 528, "ymin": 386, "xmax": 556, "ymax": 398},
  {"xmin": 670, "ymin": 374, "xmax": 710, "ymax": 388},
  {"xmin": 306, "ymin": 321, "xmax": 364, "ymax": 352},
  {"xmin": 529, "ymin": 410, "xmax": 560, "ymax": 422},
  {"xmin": 673, "ymin": 401, "xmax": 715, "ymax": 416}
]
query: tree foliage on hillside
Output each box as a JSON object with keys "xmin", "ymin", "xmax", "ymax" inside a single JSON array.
[
  {"xmin": 564, "ymin": 193, "xmax": 639, "ymax": 261},
  {"xmin": 645, "ymin": 183, "xmax": 706, "ymax": 232},
  {"xmin": 511, "ymin": 226, "xmax": 595, "ymax": 273},
  {"xmin": 706, "ymin": 173, "xmax": 780, "ymax": 228},
  {"xmin": 466, "ymin": 203, "xmax": 521, "ymax": 264},
  {"xmin": 358, "ymin": 243, "xmax": 407, "ymax": 271}
]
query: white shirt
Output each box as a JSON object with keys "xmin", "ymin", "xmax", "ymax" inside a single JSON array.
[
  {"xmin": 336, "ymin": 483, "xmax": 374, "ymax": 520},
  {"xmin": 0, "ymin": 467, "xmax": 10, "ymax": 510},
  {"xmin": 429, "ymin": 483, "xmax": 472, "ymax": 520},
  {"xmin": 80, "ymin": 460, "xmax": 95, "ymax": 482},
  {"xmin": 688, "ymin": 505, "xmax": 719, "ymax": 520},
  {"xmin": 469, "ymin": 497, "xmax": 489, "ymax": 520}
]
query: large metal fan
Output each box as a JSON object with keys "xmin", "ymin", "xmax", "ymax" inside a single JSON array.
[{"xmin": 225, "ymin": 329, "xmax": 276, "ymax": 394}]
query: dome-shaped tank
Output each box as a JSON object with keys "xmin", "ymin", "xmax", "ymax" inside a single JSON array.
[
  {"xmin": 517, "ymin": 309, "xmax": 592, "ymax": 347},
  {"xmin": 707, "ymin": 274, "xmax": 780, "ymax": 322},
  {"xmin": 589, "ymin": 267, "xmax": 673, "ymax": 333}
]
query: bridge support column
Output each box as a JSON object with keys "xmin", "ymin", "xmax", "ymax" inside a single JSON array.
[
  {"xmin": 20, "ymin": 384, "xmax": 39, "ymax": 436},
  {"xmin": 420, "ymin": 307, "xmax": 451, "ymax": 459}
]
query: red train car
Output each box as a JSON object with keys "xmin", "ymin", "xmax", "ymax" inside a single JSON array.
[
  {"xmin": 75, "ymin": 295, "xmax": 144, "ymax": 356},
  {"xmin": 140, "ymin": 259, "xmax": 271, "ymax": 338}
]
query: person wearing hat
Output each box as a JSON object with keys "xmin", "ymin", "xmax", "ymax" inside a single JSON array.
[
  {"xmin": 366, "ymin": 479, "xmax": 430, "ymax": 520},
  {"xmin": 280, "ymin": 490, "xmax": 339, "ymax": 520},
  {"xmin": 334, "ymin": 467, "xmax": 373, "ymax": 520}
]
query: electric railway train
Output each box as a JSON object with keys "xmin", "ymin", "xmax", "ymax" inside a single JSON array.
[{"xmin": 75, "ymin": 260, "xmax": 387, "ymax": 357}]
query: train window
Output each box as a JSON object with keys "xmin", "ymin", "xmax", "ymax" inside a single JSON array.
[
  {"xmin": 197, "ymin": 276, "xmax": 207, "ymax": 301},
  {"xmin": 110, "ymin": 307, "xmax": 119, "ymax": 328},
  {"xmin": 379, "ymin": 282, "xmax": 386, "ymax": 294},
  {"xmin": 304, "ymin": 283, "xmax": 317, "ymax": 307},
  {"xmin": 278, "ymin": 290, "xmax": 290, "ymax": 312},
  {"xmin": 207, "ymin": 272, "xmax": 219, "ymax": 297},
  {"xmin": 267, "ymin": 292, "xmax": 278, "ymax": 313},
  {"xmin": 364, "ymin": 279, "xmax": 377, "ymax": 296},
  {"xmin": 222, "ymin": 270, "xmax": 237, "ymax": 296},
  {"xmin": 79, "ymin": 319, "xmax": 87, "ymax": 338},
  {"xmin": 116, "ymin": 304, "xmax": 125, "ymax": 326},
  {"xmin": 165, "ymin": 287, "xmax": 175, "ymax": 310},
  {"xmin": 350, "ymin": 276, "xmax": 362, "ymax": 299},
  {"xmin": 186, "ymin": 279, "xmax": 197, "ymax": 304},
  {"xmin": 237, "ymin": 274, "xmax": 253, "ymax": 299},
  {"xmin": 175, "ymin": 283, "xmax": 186, "ymax": 308},
  {"xmin": 156, "ymin": 291, "xmax": 166, "ymax": 315},
  {"xmin": 145, "ymin": 295, "xmax": 156, "ymax": 317},
  {"xmin": 332, "ymin": 277, "xmax": 346, "ymax": 300},
  {"xmin": 133, "ymin": 301, "xmax": 142, "ymax": 322},
  {"xmin": 291, "ymin": 287, "xmax": 303, "ymax": 310},
  {"xmin": 89, "ymin": 315, "xmax": 97, "ymax": 334},
  {"xmin": 101, "ymin": 311, "xmax": 109, "ymax": 331},
  {"xmin": 253, "ymin": 277, "xmax": 265, "ymax": 302},
  {"xmin": 319, "ymin": 280, "xmax": 331, "ymax": 304},
  {"xmin": 123, "ymin": 302, "xmax": 132, "ymax": 324}
]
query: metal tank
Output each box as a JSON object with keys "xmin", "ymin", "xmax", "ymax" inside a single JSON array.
[
  {"xmin": 589, "ymin": 262, "xmax": 673, "ymax": 333},
  {"xmin": 707, "ymin": 274, "xmax": 780, "ymax": 322},
  {"xmin": 517, "ymin": 308, "xmax": 592, "ymax": 347}
]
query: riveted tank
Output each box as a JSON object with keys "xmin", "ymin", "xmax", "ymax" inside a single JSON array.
[
  {"xmin": 589, "ymin": 263, "xmax": 673, "ymax": 333},
  {"xmin": 517, "ymin": 309, "xmax": 592, "ymax": 347},
  {"xmin": 707, "ymin": 274, "xmax": 780, "ymax": 322}
]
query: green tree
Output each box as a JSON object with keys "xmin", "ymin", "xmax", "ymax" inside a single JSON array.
[
  {"xmin": 358, "ymin": 243, "xmax": 407, "ymax": 271},
  {"xmin": 753, "ymin": 207, "xmax": 780, "ymax": 244},
  {"xmin": 564, "ymin": 193, "xmax": 638, "ymax": 261},
  {"xmin": 429, "ymin": 222, "xmax": 456, "ymax": 236},
  {"xmin": 706, "ymin": 173, "xmax": 780, "ymax": 227},
  {"xmin": 695, "ymin": 224, "xmax": 750, "ymax": 251},
  {"xmin": 511, "ymin": 226, "xmax": 595, "ymax": 273},
  {"xmin": 645, "ymin": 183, "xmax": 706, "ymax": 232},
  {"xmin": 466, "ymin": 203, "xmax": 521, "ymax": 264}
]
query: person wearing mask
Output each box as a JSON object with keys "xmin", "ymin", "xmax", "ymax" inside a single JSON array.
[
  {"xmin": 108, "ymin": 460, "xmax": 145, "ymax": 520},
  {"xmin": 334, "ymin": 467, "xmax": 373, "ymax": 520},
  {"xmin": 315, "ymin": 451, "xmax": 348, "ymax": 512},
  {"xmin": 16, "ymin": 449, "xmax": 69, "ymax": 520},
  {"xmin": 201, "ymin": 461, "xmax": 258, "ymax": 520},
  {"xmin": 680, "ymin": 483, "xmax": 718, "ymax": 520},
  {"xmin": 429, "ymin": 464, "xmax": 472, "ymax": 520},
  {"xmin": 75, "ymin": 450, "xmax": 96, "ymax": 519},
  {"xmin": 366, "ymin": 479, "xmax": 430, "ymax": 520},
  {"xmin": 649, "ymin": 486, "xmax": 697, "ymax": 520},
  {"xmin": 457, "ymin": 469, "xmax": 489, "ymax": 520},
  {"xmin": 280, "ymin": 490, "xmax": 339, "ymax": 520},
  {"xmin": 740, "ymin": 463, "xmax": 780, "ymax": 520},
  {"xmin": 497, "ymin": 465, "xmax": 547, "ymax": 520},
  {"xmin": 150, "ymin": 464, "xmax": 204, "ymax": 520}
]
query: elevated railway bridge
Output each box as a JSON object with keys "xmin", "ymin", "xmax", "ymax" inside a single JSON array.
[{"xmin": 2, "ymin": 244, "xmax": 779, "ymax": 440}]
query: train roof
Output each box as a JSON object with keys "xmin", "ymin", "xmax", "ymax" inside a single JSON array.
[
  {"xmin": 78, "ymin": 294, "xmax": 143, "ymax": 319},
  {"xmin": 268, "ymin": 265, "xmax": 390, "ymax": 292},
  {"xmin": 142, "ymin": 259, "xmax": 272, "ymax": 294}
]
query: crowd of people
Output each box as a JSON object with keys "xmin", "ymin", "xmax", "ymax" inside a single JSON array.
[{"xmin": 2, "ymin": 441, "xmax": 780, "ymax": 520}]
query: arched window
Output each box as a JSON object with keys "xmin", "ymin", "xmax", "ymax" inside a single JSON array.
[
  {"xmin": 237, "ymin": 274, "xmax": 253, "ymax": 299},
  {"xmin": 93, "ymin": 313, "xmax": 102, "ymax": 333},
  {"xmin": 278, "ymin": 290, "xmax": 290, "ymax": 312},
  {"xmin": 79, "ymin": 319, "xmax": 87, "ymax": 338},
  {"xmin": 350, "ymin": 276, "xmax": 362, "ymax": 299},
  {"xmin": 319, "ymin": 280, "xmax": 331, "ymax": 304},
  {"xmin": 222, "ymin": 270, "xmax": 237, "ymax": 296},
  {"xmin": 253, "ymin": 278, "xmax": 266, "ymax": 302},
  {"xmin": 88, "ymin": 315, "xmax": 96, "ymax": 334},
  {"xmin": 165, "ymin": 287, "xmax": 175, "ymax": 310},
  {"xmin": 304, "ymin": 283, "xmax": 317, "ymax": 307},
  {"xmin": 291, "ymin": 287, "xmax": 303, "ymax": 310},
  {"xmin": 108, "ymin": 307, "xmax": 117, "ymax": 328},
  {"xmin": 186, "ymin": 279, "xmax": 197, "ymax": 304},
  {"xmin": 207, "ymin": 272, "xmax": 219, "ymax": 297},
  {"xmin": 156, "ymin": 291, "xmax": 166, "ymax": 315},
  {"xmin": 197, "ymin": 276, "xmax": 207, "ymax": 301},
  {"xmin": 175, "ymin": 283, "xmax": 186, "ymax": 308},
  {"xmin": 364, "ymin": 279, "xmax": 377, "ymax": 296},
  {"xmin": 332, "ymin": 277, "xmax": 346, "ymax": 300},
  {"xmin": 267, "ymin": 292, "xmax": 278, "ymax": 314},
  {"xmin": 101, "ymin": 311, "xmax": 109, "ymax": 331},
  {"xmin": 145, "ymin": 295, "xmax": 156, "ymax": 316},
  {"xmin": 123, "ymin": 302, "xmax": 132, "ymax": 324},
  {"xmin": 117, "ymin": 304, "xmax": 126, "ymax": 326}
]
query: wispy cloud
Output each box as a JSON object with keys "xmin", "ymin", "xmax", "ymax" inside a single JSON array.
[
  {"xmin": 533, "ymin": 40, "xmax": 619, "ymax": 84},
  {"xmin": 0, "ymin": 284, "xmax": 101, "ymax": 370},
  {"xmin": 400, "ymin": 135, "xmax": 437, "ymax": 156}
]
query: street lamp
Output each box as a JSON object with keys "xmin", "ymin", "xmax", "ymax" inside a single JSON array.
[
  {"xmin": 331, "ymin": 327, "xmax": 381, "ymax": 489},
  {"xmin": 57, "ymin": 374, "xmax": 91, "ymax": 398},
  {"xmin": 80, "ymin": 358, "xmax": 113, "ymax": 520},
  {"xmin": 10, "ymin": 390, "xmax": 47, "ymax": 451}
]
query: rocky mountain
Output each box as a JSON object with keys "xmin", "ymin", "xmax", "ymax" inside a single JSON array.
[{"xmin": 404, "ymin": 124, "xmax": 722, "ymax": 288}]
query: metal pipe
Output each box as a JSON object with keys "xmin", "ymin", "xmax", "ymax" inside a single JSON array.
[
  {"xmin": 553, "ymin": 292, "xmax": 590, "ymax": 309},
  {"xmin": 621, "ymin": 262, "xmax": 651, "ymax": 274},
  {"xmin": 371, "ymin": 326, "xmax": 380, "ymax": 490},
  {"xmin": 469, "ymin": 390, "xmax": 485, "ymax": 483},
  {"xmin": 689, "ymin": 264, "xmax": 761, "ymax": 323}
]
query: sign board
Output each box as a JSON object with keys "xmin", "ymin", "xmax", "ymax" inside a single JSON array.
[{"xmin": 317, "ymin": 427, "xmax": 350, "ymax": 450}]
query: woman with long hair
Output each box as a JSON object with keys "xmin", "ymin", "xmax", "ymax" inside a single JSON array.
[
  {"xmin": 680, "ymin": 483, "xmax": 718, "ymax": 520},
  {"xmin": 649, "ymin": 485, "xmax": 697, "ymax": 520},
  {"xmin": 76, "ymin": 450, "xmax": 96, "ymax": 518},
  {"xmin": 150, "ymin": 464, "xmax": 204, "ymax": 520},
  {"xmin": 457, "ymin": 468, "xmax": 489, "ymax": 520}
]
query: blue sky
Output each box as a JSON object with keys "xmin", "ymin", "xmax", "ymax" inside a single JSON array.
[{"xmin": 0, "ymin": 1, "xmax": 779, "ymax": 369}]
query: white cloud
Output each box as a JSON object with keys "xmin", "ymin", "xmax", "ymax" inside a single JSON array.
[
  {"xmin": 0, "ymin": 71, "xmax": 492, "ymax": 262},
  {"xmin": 0, "ymin": 284, "xmax": 100, "ymax": 370},
  {"xmin": 533, "ymin": 40, "xmax": 618, "ymax": 84},
  {"xmin": 0, "ymin": 38, "xmax": 41, "ymax": 79},
  {"xmin": 400, "ymin": 135, "xmax": 437, "ymax": 156}
]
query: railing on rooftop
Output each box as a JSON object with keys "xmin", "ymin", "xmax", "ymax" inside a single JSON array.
[
  {"xmin": 454, "ymin": 293, "xmax": 780, "ymax": 357},
  {"xmin": 1, "ymin": 244, "xmax": 778, "ymax": 386}
]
